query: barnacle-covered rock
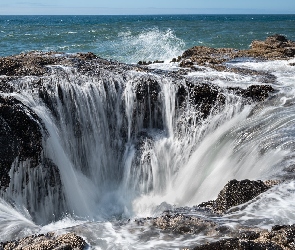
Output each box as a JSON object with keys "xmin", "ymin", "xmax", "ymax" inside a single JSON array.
[{"xmin": 0, "ymin": 232, "xmax": 86, "ymax": 250}]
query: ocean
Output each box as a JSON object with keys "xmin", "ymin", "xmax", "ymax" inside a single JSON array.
[
  {"xmin": 1, "ymin": 14, "xmax": 295, "ymax": 249},
  {"xmin": 1, "ymin": 15, "xmax": 295, "ymax": 62}
]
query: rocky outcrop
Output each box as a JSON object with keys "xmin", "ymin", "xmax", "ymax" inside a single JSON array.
[
  {"xmin": 179, "ymin": 34, "xmax": 295, "ymax": 69},
  {"xmin": 0, "ymin": 51, "xmax": 99, "ymax": 77},
  {"xmin": 152, "ymin": 213, "xmax": 217, "ymax": 235},
  {"xmin": 176, "ymin": 81, "xmax": 225, "ymax": 119},
  {"xmin": 180, "ymin": 47, "xmax": 235, "ymax": 67},
  {"xmin": 0, "ymin": 95, "xmax": 44, "ymax": 188},
  {"xmin": 198, "ymin": 179, "xmax": 278, "ymax": 214},
  {"xmin": 245, "ymin": 34, "xmax": 295, "ymax": 59},
  {"xmin": 228, "ymin": 84, "xmax": 275, "ymax": 102},
  {"xmin": 0, "ymin": 232, "xmax": 86, "ymax": 250},
  {"xmin": 135, "ymin": 77, "xmax": 163, "ymax": 129},
  {"xmin": 192, "ymin": 225, "xmax": 295, "ymax": 250}
]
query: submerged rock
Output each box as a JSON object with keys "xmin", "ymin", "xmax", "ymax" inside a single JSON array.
[{"xmin": 0, "ymin": 232, "xmax": 86, "ymax": 250}]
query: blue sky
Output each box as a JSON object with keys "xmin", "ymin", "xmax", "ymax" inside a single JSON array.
[{"xmin": 0, "ymin": 0, "xmax": 294, "ymax": 15}]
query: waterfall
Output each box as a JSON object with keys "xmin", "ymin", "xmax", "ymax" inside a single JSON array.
[{"xmin": 1, "ymin": 60, "xmax": 294, "ymax": 225}]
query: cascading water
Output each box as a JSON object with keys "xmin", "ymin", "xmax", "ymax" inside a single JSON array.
[{"xmin": 1, "ymin": 56, "xmax": 295, "ymax": 248}]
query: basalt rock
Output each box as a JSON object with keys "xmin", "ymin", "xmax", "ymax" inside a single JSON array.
[
  {"xmin": 246, "ymin": 34, "xmax": 295, "ymax": 59},
  {"xmin": 198, "ymin": 179, "xmax": 272, "ymax": 214},
  {"xmin": 192, "ymin": 225, "xmax": 295, "ymax": 250},
  {"xmin": 0, "ymin": 52, "xmax": 62, "ymax": 76},
  {"xmin": 176, "ymin": 82, "xmax": 225, "ymax": 119},
  {"xmin": 227, "ymin": 84, "xmax": 275, "ymax": 102},
  {"xmin": 0, "ymin": 232, "xmax": 86, "ymax": 250},
  {"xmin": 0, "ymin": 51, "xmax": 99, "ymax": 77},
  {"xmin": 179, "ymin": 35, "xmax": 295, "ymax": 69},
  {"xmin": 152, "ymin": 213, "xmax": 217, "ymax": 235},
  {"xmin": 180, "ymin": 46, "xmax": 235, "ymax": 67},
  {"xmin": 135, "ymin": 77, "xmax": 163, "ymax": 129},
  {"xmin": 0, "ymin": 95, "xmax": 44, "ymax": 188}
]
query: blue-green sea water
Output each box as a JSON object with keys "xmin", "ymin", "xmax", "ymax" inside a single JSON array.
[{"xmin": 1, "ymin": 15, "xmax": 295, "ymax": 63}]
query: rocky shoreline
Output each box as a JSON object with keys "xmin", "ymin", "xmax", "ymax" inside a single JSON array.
[
  {"xmin": 0, "ymin": 34, "xmax": 294, "ymax": 249},
  {"xmin": 176, "ymin": 34, "xmax": 295, "ymax": 68}
]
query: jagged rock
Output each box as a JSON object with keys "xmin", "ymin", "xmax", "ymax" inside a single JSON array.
[
  {"xmin": 179, "ymin": 35, "xmax": 295, "ymax": 69},
  {"xmin": 179, "ymin": 59, "xmax": 194, "ymax": 67},
  {"xmin": 153, "ymin": 60, "xmax": 164, "ymax": 64},
  {"xmin": 135, "ymin": 78, "xmax": 163, "ymax": 129},
  {"xmin": 198, "ymin": 179, "xmax": 271, "ymax": 213},
  {"xmin": 180, "ymin": 46, "xmax": 235, "ymax": 67},
  {"xmin": 192, "ymin": 237, "xmax": 283, "ymax": 250},
  {"xmin": 191, "ymin": 225, "xmax": 295, "ymax": 250},
  {"xmin": 152, "ymin": 213, "xmax": 217, "ymax": 235},
  {"xmin": 227, "ymin": 84, "xmax": 275, "ymax": 102},
  {"xmin": 0, "ymin": 96, "xmax": 44, "ymax": 188},
  {"xmin": 0, "ymin": 51, "xmax": 100, "ymax": 77},
  {"xmin": 137, "ymin": 61, "xmax": 152, "ymax": 65},
  {"xmin": 0, "ymin": 232, "xmax": 86, "ymax": 250},
  {"xmin": 0, "ymin": 52, "xmax": 62, "ymax": 76},
  {"xmin": 176, "ymin": 82, "xmax": 225, "ymax": 119},
  {"xmin": 246, "ymin": 34, "xmax": 295, "ymax": 59}
]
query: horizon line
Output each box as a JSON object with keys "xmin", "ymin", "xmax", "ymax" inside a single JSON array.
[
  {"xmin": 0, "ymin": 13, "xmax": 295, "ymax": 16},
  {"xmin": 0, "ymin": 7, "xmax": 294, "ymax": 15}
]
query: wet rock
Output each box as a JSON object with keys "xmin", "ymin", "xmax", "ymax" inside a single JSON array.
[
  {"xmin": 137, "ymin": 61, "xmax": 152, "ymax": 65},
  {"xmin": 179, "ymin": 35, "xmax": 295, "ymax": 69},
  {"xmin": 135, "ymin": 77, "xmax": 163, "ymax": 129},
  {"xmin": 176, "ymin": 82, "xmax": 225, "ymax": 119},
  {"xmin": 192, "ymin": 237, "xmax": 283, "ymax": 250},
  {"xmin": 0, "ymin": 51, "xmax": 101, "ymax": 77},
  {"xmin": 192, "ymin": 238, "xmax": 241, "ymax": 250},
  {"xmin": 76, "ymin": 52, "xmax": 97, "ymax": 60},
  {"xmin": 153, "ymin": 60, "xmax": 164, "ymax": 64},
  {"xmin": 198, "ymin": 179, "xmax": 270, "ymax": 213},
  {"xmin": 0, "ymin": 52, "xmax": 62, "ymax": 76},
  {"xmin": 227, "ymin": 84, "xmax": 275, "ymax": 102},
  {"xmin": 0, "ymin": 96, "xmax": 44, "ymax": 188},
  {"xmin": 150, "ymin": 212, "xmax": 217, "ymax": 235},
  {"xmin": 246, "ymin": 34, "xmax": 295, "ymax": 59},
  {"xmin": 179, "ymin": 59, "xmax": 194, "ymax": 67},
  {"xmin": 0, "ymin": 232, "xmax": 86, "ymax": 250},
  {"xmin": 191, "ymin": 225, "xmax": 295, "ymax": 250},
  {"xmin": 180, "ymin": 46, "xmax": 235, "ymax": 67}
]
